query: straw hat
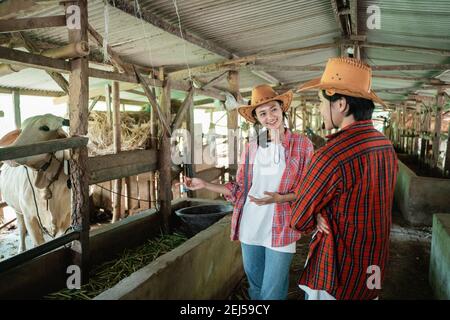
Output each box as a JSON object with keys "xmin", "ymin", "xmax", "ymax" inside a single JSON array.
[
  {"xmin": 238, "ymin": 84, "xmax": 293, "ymax": 123},
  {"xmin": 298, "ymin": 57, "xmax": 386, "ymax": 107}
]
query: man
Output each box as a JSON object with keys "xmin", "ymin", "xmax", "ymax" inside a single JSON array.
[{"xmin": 290, "ymin": 57, "xmax": 398, "ymax": 300}]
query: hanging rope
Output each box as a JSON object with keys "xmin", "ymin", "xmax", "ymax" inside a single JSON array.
[
  {"xmin": 134, "ymin": 0, "xmax": 156, "ymax": 73},
  {"xmin": 173, "ymin": 0, "xmax": 193, "ymax": 81}
]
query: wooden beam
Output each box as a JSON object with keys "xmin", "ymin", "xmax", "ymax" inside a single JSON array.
[
  {"xmin": 331, "ymin": 0, "xmax": 347, "ymax": 36},
  {"xmin": 114, "ymin": 0, "xmax": 283, "ymax": 85},
  {"xmin": 0, "ymin": 46, "xmax": 70, "ymax": 73},
  {"xmin": 0, "ymin": 15, "xmax": 66, "ymax": 33},
  {"xmin": 0, "ymin": 137, "xmax": 88, "ymax": 162},
  {"xmin": 88, "ymin": 150, "xmax": 158, "ymax": 184},
  {"xmin": 249, "ymin": 63, "xmax": 450, "ymax": 72},
  {"xmin": 13, "ymin": 32, "xmax": 69, "ymax": 93},
  {"xmin": 373, "ymin": 74, "xmax": 446, "ymax": 84},
  {"xmin": 194, "ymin": 72, "xmax": 228, "ymax": 90},
  {"xmin": 134, "ymin": 66, "xmax": 171, "ymax": 135},
  {"xmin": 359, "ymin": 42, "xmax": 450, "ymax": 57},
  {"xmin": 94, "ymin": 96, "xmax": 148, "ymax": 107},
  {"xmin": 53, "ymin": 67, "xmax": 226, "ymax": 103},
  {"xmin": 171, "ymin": 89, "xmax": 194, "ymax": 131},
  {"xmin": 66, "ymin": 0, "xmax": 89, "ymax": 284},
  {"xmin": 169, "ymin": 42, "xmax": 337, "ymax": 80},
  {"xmin": 109, "ymin": 0, "xmax": 233, "ymax": 58}
]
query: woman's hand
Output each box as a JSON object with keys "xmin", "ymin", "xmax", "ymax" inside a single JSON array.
[
  {"xmin": 249, "ymin": 191, "xmax": 283, "ymax": 205},
  {"xmin": 316, "ymin": 213, "xmax": 330, "ymax": 234},
  {"xmin": 183, "ymin": 177, "xmax": 207, "ymax": 190}
]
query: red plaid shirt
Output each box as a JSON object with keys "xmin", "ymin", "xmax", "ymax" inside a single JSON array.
[
  {"xmin": 291, "ymin": 120, "xmax": 398, "ymax": 300},
  {"xmin": 224, "ymin": 129, "xmax": 313, "ymax": 247}
]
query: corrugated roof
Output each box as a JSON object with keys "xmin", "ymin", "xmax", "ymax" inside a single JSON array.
[
  {"xmin": 0, "ymin": 0, "xmax": 448, "ymax": 104},
  {"xmin": 359, "ymin": 0, "xmax": 450, "ymax": 101}
]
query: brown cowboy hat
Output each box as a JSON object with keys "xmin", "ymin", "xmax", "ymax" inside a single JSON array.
[
  {"xmin": 238, "ymin": 84, "xmax": 293, "ymax": 123},
  {"xmin": 298, "ymin": 57, "xmax": 386, "ymax": 107}
]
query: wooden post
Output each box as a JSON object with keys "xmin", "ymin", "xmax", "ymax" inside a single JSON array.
[
  {"xmin": 105, "ymin": 84, "xmax": 112, "ymax": 127},
  {"xmin": 420, "ymin": 108, "xmax": 428, "ymax": 164},
  {"xmin": 12, "ymin": 90, "xmax": 21, "ymax": 129},
  {"xmin": 124, "ymin": 176, "xmax": 132, "ymax": 216},
  {"xmin": 147, "ymin": 179, "xmax": 152, "ymax": 208},
  {"xmin": 227, "ymin": 71, "xmax": 240, "ymax": 177},
  {"xmin": 400, "ymin": 104, "xmax": 408, "ymax": 153},
  {"xmin": 432, "ymin": 90, "xmax": 445, "ymax": 168},
  {"xmin": 149, "ymin": 90, "xmax": 158, "ymax": 207},
  {"xmin": 302, "ymin": 105, "xmax": 308, "ymax": 132},
  {"xmin": 185, "ymin": 92, "xmax": 195, "ymax": 198},
  {"xmin": 158, "ymin": 68, "xmax": 172, "ymax": 233},
  {"xmin": 395, "ymin": 106, "xmax": 401, "ymax": 149},
  {"xmin": 67, "ymin": 0, "xmax": 90, "ymax": 284},
  {"xmin": 112, "ymin": 80, "xmax": 122, "ymax": 223},
  {"xmin": 413, "ymin": 101, "xmax": 421, "ymax": 157}
]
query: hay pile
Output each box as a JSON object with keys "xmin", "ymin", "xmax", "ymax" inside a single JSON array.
[{"xmin": 87, "ymin": 111, "xmax": 153, "ymax": 156}]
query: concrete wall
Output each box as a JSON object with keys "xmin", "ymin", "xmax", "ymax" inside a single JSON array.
[
  {"xmin": 394, "ymin": 161, "xmax": 450, "ymax": 226},
  {"xmin": 429, "ymin": 214, "xmax": 450, "ymax": 300},
  {"xmin": 95, "ymin": 214, "xmax": 244, "ymax": 300}
]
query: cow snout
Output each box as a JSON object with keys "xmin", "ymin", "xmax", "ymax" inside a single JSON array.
[{"xmin": 62, "ymin": 119, "xmax": 70, "ymax": 126}]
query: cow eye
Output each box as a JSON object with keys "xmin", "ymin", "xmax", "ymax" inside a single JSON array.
[{"xmin": 39, "ymin": 125, "xmax": 50, "ymax": 131}]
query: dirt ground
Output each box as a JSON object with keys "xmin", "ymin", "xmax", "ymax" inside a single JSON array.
[{"xmin": 229, "ymin": 211, "xmax": 434, "ymax": 300}]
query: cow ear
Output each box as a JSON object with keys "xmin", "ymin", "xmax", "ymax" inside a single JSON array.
[
  {"xmin": 0, "ymin": 129, "xmax": 21, "ymax": 147},
  {"xmin": 34, "ymin": 170, "xmax": 49, "ymax": 189}
]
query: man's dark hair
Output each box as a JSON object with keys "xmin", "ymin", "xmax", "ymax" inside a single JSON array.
[{"xmin": 322, "ymin": 90, "xmax": 375, "ymax": 121}]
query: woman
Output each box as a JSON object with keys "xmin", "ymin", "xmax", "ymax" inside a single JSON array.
[{"xmin": 184, "ymin": 84, "xmax": 314, "ymax": 300}]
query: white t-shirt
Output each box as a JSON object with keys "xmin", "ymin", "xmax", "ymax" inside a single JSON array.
[{"xmin": 239, "ymin": 142, "xmax": 296, "ymax": 253}]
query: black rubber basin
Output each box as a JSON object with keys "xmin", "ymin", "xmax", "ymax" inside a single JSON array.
[{"xmin": 175, "ymin": 204, "xmax": 233, "ymax": 236}]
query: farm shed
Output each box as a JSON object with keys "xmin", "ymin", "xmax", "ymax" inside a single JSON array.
[{"xmin": 0, "ymin": 0, "xmax": 449, "ymax": 300}]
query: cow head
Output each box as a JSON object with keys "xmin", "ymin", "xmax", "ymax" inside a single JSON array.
[{"xmin": 0, "ymin": 114, "xmax": 70, "ymax": 170}]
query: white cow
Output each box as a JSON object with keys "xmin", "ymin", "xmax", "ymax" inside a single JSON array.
[{"xmin": 0, "ymin": 114, "xmax": 71, "ymax": 252}]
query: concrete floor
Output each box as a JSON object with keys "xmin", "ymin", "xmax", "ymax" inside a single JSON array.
[{"xmin": 229, "ymin": 211, "xmax": 434, "ymax": 300}]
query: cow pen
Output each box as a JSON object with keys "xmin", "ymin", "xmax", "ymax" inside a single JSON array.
[{"xmin": 0, "ymin": 0, "xmax": 449, "ymax": 301}]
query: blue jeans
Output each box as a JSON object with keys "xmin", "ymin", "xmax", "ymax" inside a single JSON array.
[{"xmin": 241, "ymin": 243, "xmax": 294, "ymax": 300}]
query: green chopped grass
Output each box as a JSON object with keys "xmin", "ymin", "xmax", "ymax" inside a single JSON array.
[{"xmin": 44, "ymin": 232, "xmax": 187, "ymax": 300}]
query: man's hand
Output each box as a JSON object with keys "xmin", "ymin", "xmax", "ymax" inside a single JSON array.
[
  {"xmin": 248, "ymin": 191, "xmax": 283, "ymax": 205},
  {"xmin": 316, "ymin": 213, "xmax": 330, "ymax": 234}
]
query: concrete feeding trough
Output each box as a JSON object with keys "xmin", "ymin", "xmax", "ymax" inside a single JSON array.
[
  {"xmin": 95, "ymin": 213, "xmax": 244, "ymax": 300},
  {"xmin": 394, "ymin": 160, "xmax": 450, "ymax": 226},
  {"xmin": 429, "ymin": 214, "xmax": 450, "ymax": 299}
]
